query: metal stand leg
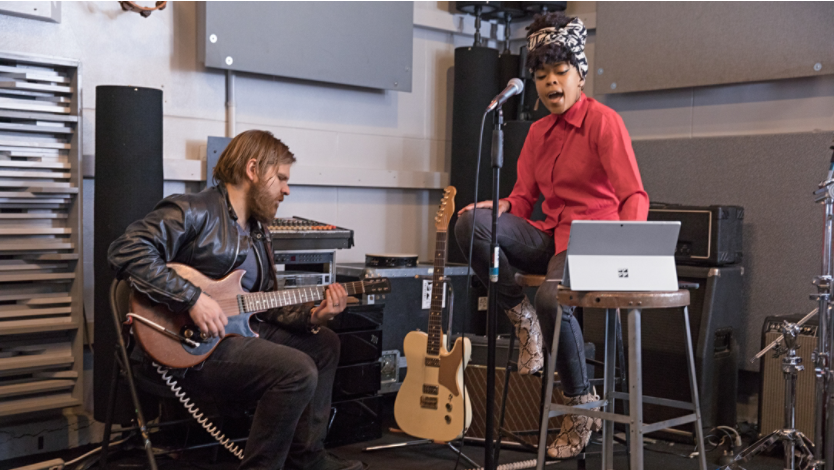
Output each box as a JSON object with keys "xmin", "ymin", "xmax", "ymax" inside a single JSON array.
[
  {"xmin": 495, "ymin": 331, "xmax": 517, "ymax": 463},
  {"xmin": 449, "ymin": 441, "xmax": 481, "ymax": 468},
  {"xmin": 627, "ymin": 308, "xmax": 644, "ymax": 470},
  {"xmin": 100, "ymin": 350, "xmax": 123, "ymax": 468},
  {"xmin": 110, "ymin": 311, "xmax": 157, "ymax": 470},
  {"xmin": 602, "ymin": 308, "xmax": 617, "ymax": 470},
  {"xmin": 363, "ymin": 438, "xmax": 479, "ymax": 467},
  {"xmin": 537, "ymin": 302, "xmax": 564, "ymax": 470},
  {"xmin": 682, "ymin": 307, "xmax": 708, "ymax": 470}
]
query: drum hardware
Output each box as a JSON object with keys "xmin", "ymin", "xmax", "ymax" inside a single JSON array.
[
  {"xmin": 721, "ymin": 319, "xmax": 816, "ymax": 469},
  {"xmin": 722, "ymin": 142, "xmax": 834, "ymax": 470}
]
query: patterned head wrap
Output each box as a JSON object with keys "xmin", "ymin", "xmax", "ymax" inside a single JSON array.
[{"xmin": 527, "ymin": 17, "xmax": 588, "ymax": 79}]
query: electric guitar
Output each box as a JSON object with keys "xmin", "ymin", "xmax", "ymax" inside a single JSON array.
[
  {"xmin": 128, "ymin": 263, "xmax": 391, "ymax": 369},
  {"xmin": 393, "ymin": 186, "xmax": 472, "ymax": 442}
]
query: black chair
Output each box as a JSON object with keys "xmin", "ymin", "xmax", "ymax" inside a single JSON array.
[
  {"xmin": 100, "ymin": 278, "xmax": 162, "ymax": 469},
  {"xmin": 99, "ymin": 279, "xmax": 246, "ymax": 469}
]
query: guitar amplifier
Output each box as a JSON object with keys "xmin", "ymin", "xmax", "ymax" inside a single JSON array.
[
  {"xmin": 326, "ymin": 303, "xmax": 384, "ymax": 445},
  {"xmin": 648, "ymin": 203, "xmax": 743, "ymax": 266},
  {"xmin": 759, "ymin": 314, "xmax": 818, "ymax": 441},
  {"xmin": 464, "ymin": 366, "xmax": 566, "ymax": 447},
  {"xmin": 337, "ymin": 329, "xmax": 383, "ymax": 366},
  {"xmin": 325, "ymin": 395, "xmax": 383, "ymax": 448},
  {"xmin": 333, "ymin": 362, "xmax": 381, "ymax": 400},
  {"xmin": 459, "ymin": 335, "xmax": 596, "ymax": 446}
]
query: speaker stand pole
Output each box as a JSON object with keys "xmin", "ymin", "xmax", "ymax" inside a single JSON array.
[{"xmin": 485, "ymin": 107, "xmax": 505, "ymax": 470}]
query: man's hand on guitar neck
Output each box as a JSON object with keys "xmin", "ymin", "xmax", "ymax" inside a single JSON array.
[
  {"xmin": 310, "ymin": 283, "xmax": 348, "ymax": 326},
  {"xmin": 189, "ymin": 293, "xmax": 228, "ymax": 338}
]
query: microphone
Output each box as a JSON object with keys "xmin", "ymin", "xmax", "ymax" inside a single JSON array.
[{"xmin": 486, "ymin": 78, "xmax": 524, "ymax": 113}]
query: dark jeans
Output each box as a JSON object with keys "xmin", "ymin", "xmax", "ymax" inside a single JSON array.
[
  {"xmin": 180, "ymin": 320, "xmax": 340, "ymax": 470},
  {"xmin": 455, "ymin": 209, "xmax": 590, "ymax": 397}
]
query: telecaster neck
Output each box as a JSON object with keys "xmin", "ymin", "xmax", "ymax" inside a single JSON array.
[{"xmin": 426, "ymin": 230, "xmax": 447, "ymax": 356}]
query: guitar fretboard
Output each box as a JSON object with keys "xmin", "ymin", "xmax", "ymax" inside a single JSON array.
[
  {"xmin": 426, "ymin": 231, "xmax": 447, "ymax": 356},
  {"xmin": 237, "ymin": 281, "xmax": 366, "ymax": 314}
]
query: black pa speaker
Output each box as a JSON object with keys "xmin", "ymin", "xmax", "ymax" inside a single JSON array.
[{"xmin": 93, "ymin": 86, "xmax": 164, "ymax": 422}]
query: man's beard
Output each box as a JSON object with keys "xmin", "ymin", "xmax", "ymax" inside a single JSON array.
[{"xmin": 247, "ymin": 179, "xmax": 280, "ymax": 225}]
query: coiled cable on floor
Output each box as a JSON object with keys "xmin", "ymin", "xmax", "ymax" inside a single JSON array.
[
  {"xmin": 154, "ymin": 362, "xmax": 245, "ymax": 460},
  {"xmin": 470, "ymin": 458, "xmax": 560, "ymax": 470}
]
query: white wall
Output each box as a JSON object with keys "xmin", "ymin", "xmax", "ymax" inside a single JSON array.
[{"xmin": 0, "ymin": 2, "xmax": 511, "ymax": 328}]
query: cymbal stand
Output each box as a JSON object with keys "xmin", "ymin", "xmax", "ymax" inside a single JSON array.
[{"xmin": 720, "ymin": 320, "xmax": 815, "ymax": 470}]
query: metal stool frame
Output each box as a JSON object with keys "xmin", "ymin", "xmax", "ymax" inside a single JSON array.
[{"xmin": 536, "ymin": 288, "xmax": 709, "ymax": 470}]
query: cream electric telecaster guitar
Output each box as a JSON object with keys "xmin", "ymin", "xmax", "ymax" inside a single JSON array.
[{"xmin": 394, "ymin": 186, "xmax": 472, "ymax": 442}]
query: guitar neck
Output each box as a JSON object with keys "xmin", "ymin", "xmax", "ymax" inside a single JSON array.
[
  {"xmin": 238, "ymin": 281, "xmax": 366, "ymax": 314},
  {"xmin": 426, "ymin": 230, "xmax": 447, "ymax": 356}
]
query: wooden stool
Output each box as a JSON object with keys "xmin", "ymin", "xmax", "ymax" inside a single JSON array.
[
  {"xmin": 514, "ymin": 272, "xmax": 545, "ymax": 288},
  {"xmin": 535, "ymin": 288, "xmax": 709, "ymax": 470}
]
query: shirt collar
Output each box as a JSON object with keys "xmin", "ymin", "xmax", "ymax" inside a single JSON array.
[{"xmin": 560, "ymin": 93, "xmax": 588, "ymax": 128}]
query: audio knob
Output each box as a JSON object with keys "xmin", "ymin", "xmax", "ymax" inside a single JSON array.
[
  {"xmin": 446, "ymin": 404, "xmax": 453, "ymax": 412},
  {"xmin": 445, "ymin": 415, "xmax": 451, "ymax": 424}
]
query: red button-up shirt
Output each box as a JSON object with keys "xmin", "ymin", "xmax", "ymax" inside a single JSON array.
[{"xmin": 504, "ymin": 94, "xmax": 649, "ymax": 254}]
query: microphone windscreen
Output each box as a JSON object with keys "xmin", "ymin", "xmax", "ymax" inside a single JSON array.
[{"xmin": 508, "ymin": 78, "xmax": 524, "ymax": 94}]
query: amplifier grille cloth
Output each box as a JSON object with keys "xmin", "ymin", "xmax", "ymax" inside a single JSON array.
[
  {"xmin": 464, "ymin": 365, "xmax": 566, "ymax": 446},
  {"xmin": 760, "ymin": 331, "xmax": 817, "ymax": 440}
]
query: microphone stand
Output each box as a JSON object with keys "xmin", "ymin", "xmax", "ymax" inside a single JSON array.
[{"xmin": 484, "ymin": 106, "xmax": 504, "ymax": 470}]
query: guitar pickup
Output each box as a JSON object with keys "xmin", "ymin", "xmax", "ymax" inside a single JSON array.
[
  {"xmin": 420, "ymin": 396, "xmax": 438, "ymax": 409},
  {"xmin": 423, "ymin": 384, "xmax": 439, "ymax": 395},
  {"xmin": 425, "ymin": 357, "xmax": 440, "ymax": 367}
]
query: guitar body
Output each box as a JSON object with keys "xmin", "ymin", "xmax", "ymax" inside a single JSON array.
[
  {"xmin": 130, "ymin": 263, "xmax": 258, "ymax": 369},
  {"xmin": 394, "ymin": 332, "xmax": 472, "ymax": 442},
  {"xmin": 128, "ymin": 263, "xmax": 391, "ymax": 369}
]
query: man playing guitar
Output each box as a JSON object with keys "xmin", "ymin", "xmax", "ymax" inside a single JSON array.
[{"xmin": 108, "ymin": 130, "xmax": 365, "ymax": 470}]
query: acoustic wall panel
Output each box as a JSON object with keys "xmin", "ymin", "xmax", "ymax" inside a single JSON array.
[
  {"xmin": 632, "ymin": 132, "xmax": 834, "ymax": 370},
  {"xmin": 595, "ymin": 2, "xmax": 834, "ymax": 94},
  {"xmin": 197, "ymin": 1, "xmax": 413, "ymax": 92},
  {"xmin": 0, "ymin": 51, "xmax": 83, "ymax": 420}
]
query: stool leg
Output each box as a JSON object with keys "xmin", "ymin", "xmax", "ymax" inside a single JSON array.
[
  {"xmin": 602, "ymin": 308, "xmax": 618, "ymax": 470},
  {"xmin": 536, "ymin": 303, "xmax": 563, "ymax": 470},
  {"xmin": 627, "ymin": 309, "xmax": 644, "ymax": 470},
  {"xmin": 616, "ymin": 309, "xmax": 631, "ymax": 469},
  {"xmin": 683, "ymin": 306, "xmax": 708, "ymax": 470}
]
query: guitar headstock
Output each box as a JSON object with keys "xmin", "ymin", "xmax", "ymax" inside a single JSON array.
[
  {"xmin": 363, "ymin": 277, "xmax": 392, "ymax": 294},
  {"xmin": 434, "ymin": 186, "xmax": 457, "ymax": 232}
]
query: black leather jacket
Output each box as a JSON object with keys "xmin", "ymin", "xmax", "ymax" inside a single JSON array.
[{"xmin": 108, "ymin": 185, "xmax": 314, "ymax": 332}]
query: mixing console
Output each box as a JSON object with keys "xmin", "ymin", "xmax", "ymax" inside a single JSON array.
[{"xmin": 269, "ymin": 217, "xmax": 354, "ymax": 251}]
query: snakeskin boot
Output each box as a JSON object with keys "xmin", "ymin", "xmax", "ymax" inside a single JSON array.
[
  {"xmin": 504, "ymin": 297, "xmax": 544, "ymax": 375},
  {"xmin": 547, "ymin": 390, "xmax": 603, "ymax": 459}
]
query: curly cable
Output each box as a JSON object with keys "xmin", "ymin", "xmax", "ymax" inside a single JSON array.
[
  {"xmin": 470, "ymin": 459, "xmax": 560, "ymax": 470},
  {"xmin": 153, "ymin": 362, "xmax": 245, "ymax": 460}
]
